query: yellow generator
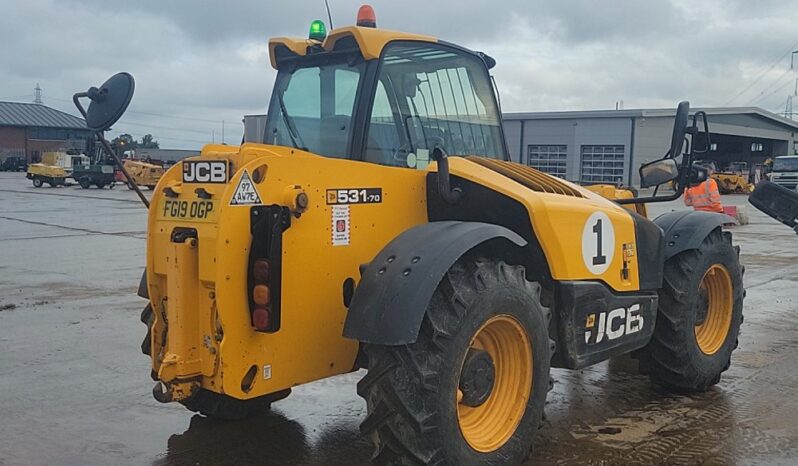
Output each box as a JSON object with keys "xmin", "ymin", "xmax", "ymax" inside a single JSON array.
[
  {"xmin": 88, "ymin": 7, "xmax": 745, "ymax": 465},
  {"xmin": 26, "ymin": 163, "xmax": 68, "ymax": 188},
  {"xmin": 122, "ymin": 159, "xmax": 164, "ymax": 190}
]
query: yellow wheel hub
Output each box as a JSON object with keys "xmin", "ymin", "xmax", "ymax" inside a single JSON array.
[
  {"xmin": 456, "ymin": 314, "xmax": 533, "ymax": 453},
  {"xmin": 694, "ymin": 264, "xmax": 733, "ymax": 355}
]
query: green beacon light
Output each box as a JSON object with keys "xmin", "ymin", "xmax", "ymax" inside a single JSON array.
[{"xmin": 309, "ymin": 20, "xmax": 327, "ymax": 41}]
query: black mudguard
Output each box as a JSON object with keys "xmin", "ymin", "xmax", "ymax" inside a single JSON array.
[
  {"xmin": 343, "ymin": 221, "xmax": 526, "ymax": 345},
  {"xmin": 654, "ymin": 210, "xmax": 731, "ymax": 260}
]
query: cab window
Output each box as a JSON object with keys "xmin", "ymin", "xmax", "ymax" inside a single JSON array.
[{"xmin": 365, "ymin": 43, "xmax": 505, "ymax": 168}]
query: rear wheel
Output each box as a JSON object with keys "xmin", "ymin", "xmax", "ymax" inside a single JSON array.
[
  {"xmin": 358, "ymin": 257, "xmax": 552, "ymax": 465},
  {"xmin": 32, "ymin": 176, "xmax": 43, "ymax": 188},
  {"xmin": 641, "ymin": 229, "xmax": 744, "ymax": 392},
  {"xmin": 78, "ymin": 177, "xmax": 91, "ymax": 189}
]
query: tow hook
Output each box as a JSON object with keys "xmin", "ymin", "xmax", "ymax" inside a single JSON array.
[{"xmin": 152, "ymin": 382, "xmax": 173, "ymax": 403}]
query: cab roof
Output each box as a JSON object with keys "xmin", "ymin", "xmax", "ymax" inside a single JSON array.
[{"xmin": 268, "ymin": 26, "xmax": 437, "ymax": 69}]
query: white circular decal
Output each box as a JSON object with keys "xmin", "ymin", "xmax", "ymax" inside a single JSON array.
[
  {"xmin": 581, "ymin": 211, "xmax": 615, "ymax": 275},
  {"xmin": 406, "ymin": 152, "xmax": 417, "ymax": 168}
]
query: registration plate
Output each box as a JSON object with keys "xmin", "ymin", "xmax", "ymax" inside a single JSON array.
[{"xmin": 157, "ymin": 199, "xmax": 219, "ymax": 223}]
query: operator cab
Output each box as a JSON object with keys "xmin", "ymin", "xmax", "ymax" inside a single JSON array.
[{"xmin": 264, "ymin": 14, "xmax": 507, "ymax": 170}]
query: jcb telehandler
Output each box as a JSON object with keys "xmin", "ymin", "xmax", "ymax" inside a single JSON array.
[{"xmin": 77, "ymin": 6, "xmax": 745, "ymax": 465}]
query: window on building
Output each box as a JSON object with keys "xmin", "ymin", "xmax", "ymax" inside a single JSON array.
[
  {"xmin": 580, "ymin": 145, "xmax": 625, "ymax": 184},
  {"xmin": 527, "ymin": 145, "xmax": 567, "ymax": 178},
  {"xmin": 751, "ymin": 142, "xmax": 764, "ymax": 152},
  {"xmin": 793, "ymin": 141, "xmax": 797, "ymax": 155},
  {"xmin": 710, "ymin": 143, "xmax": 718, "ymax": 151}
]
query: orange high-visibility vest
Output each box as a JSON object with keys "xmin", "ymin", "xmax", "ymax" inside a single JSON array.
[{"xmin": 684, "ymin": 178, "xmax": 723, "ymax": 213}]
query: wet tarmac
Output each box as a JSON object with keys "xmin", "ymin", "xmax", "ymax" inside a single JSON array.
[{"xmin": 1, "ymin": 171, "xmax": 797, "ymax": 465}]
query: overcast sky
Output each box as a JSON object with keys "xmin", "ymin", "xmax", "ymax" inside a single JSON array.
[{"xmin": 2, "ymin": 0, "xmax": 797, "ymax": 149}]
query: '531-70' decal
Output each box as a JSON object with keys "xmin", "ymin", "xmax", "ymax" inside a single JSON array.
[{"xmin": 326, "ymin": 188, "xmax": 382, "ymax": 205}]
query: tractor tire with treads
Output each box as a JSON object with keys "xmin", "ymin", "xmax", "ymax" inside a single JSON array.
[
  {"xmin": 641, "ymin": 228, "xmax": 744, "ymax": 392},
  {"xmin": 358, "ymin": 257, "xmax": 552, "ymax": 465}
]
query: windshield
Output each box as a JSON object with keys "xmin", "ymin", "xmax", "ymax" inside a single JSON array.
[
  {"xmin": 365, "ymin": 43, "xmax": 505, "ymax": 168},
  {"xmin": 773, "ymin": 157, "xmax": 798, "ymax": 171},
  {"xmin": 264, "ymin": 58, "xmax": 365, "ymax": 158}
]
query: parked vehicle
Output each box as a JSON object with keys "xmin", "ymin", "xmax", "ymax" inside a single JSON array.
[
  {"xmin": 769, "ymin": 155, "xmax": 798, "ymax": 190},
  {"xmin": 0, "ymin": 156, "xmax": 26, "ymax": 172},
  {"xmin": 26, "ymin": 163, "xmax": 67, "ymax": 187}
]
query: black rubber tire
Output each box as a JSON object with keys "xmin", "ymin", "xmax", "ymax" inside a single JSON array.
[
  {"xmin": 140, "ymin": 303, "xmax": 154, "ymax": 356},
  {"xmin": 78, "ymin": 177, "xmax": 91, "ymax": 189},
  {"xmin": 641, "ymin": 228, "xmax": 744, "ymax": 392},
  {"xmin": 96, "ymin": 182, "xmax": 106, "ymax": 189},
  {"xmin": 180, "ymin": 388, "xmax": 291, "ymax": 421},
  {"xmin": 357, "ymin": 257, "xmax": 552, "ymax": 465},
  {"xmin": 32, "ymin": 177, "xmax": 43, "ymax": 188}
]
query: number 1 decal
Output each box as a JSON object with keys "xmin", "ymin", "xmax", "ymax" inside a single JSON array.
[
  {"xmin": 592, "ymin": 218, "xmax": 607, "ymax": 265},
  {"xmin": 582, "ymin": 212, "xmax": 615, "ymax": 275}
]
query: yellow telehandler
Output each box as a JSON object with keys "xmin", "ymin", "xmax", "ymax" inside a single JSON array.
[{"xmin": 76, "ymin": 7, "xmax": 745, "ymax": 464}]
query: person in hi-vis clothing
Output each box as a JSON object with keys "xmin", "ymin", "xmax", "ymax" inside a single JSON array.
[{"xmin": 684, "ymin": 166, "xmax": 724, "ymax": 213}]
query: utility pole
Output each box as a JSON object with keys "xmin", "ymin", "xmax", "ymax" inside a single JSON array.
[
  {"xmin": 33, "ymin": 84, "xmax": 42, "ymax": 104},
  {"xmin": 786, "ymin": 78, "xmax": 798, "ymax": 120}
]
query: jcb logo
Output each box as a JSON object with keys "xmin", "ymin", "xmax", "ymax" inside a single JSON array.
[
  {"xmin": 183, "ymin": 161, "xmax": 227, "ymax": 183},
  {"xmin": 585, "ymin": 304, "xmax": 643, "ymax": 345}
]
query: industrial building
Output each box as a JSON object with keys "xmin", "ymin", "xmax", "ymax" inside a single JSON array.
[
  {"xmin": 242, "ymin": 107, "xmax": 798, "ymax": 187},
  {"xmin": 504, "ymin": 107, "xmax": 798, "ymax": 186},
  {"xmin": 0, "ymin": 101, "xmax": 93, "ymax": 164}
]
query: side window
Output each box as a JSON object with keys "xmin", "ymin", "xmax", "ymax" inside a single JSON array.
[
  {"xmin": 365, "ymin": 43, "xmax": 505, "ymax": 168},
  {"xmin": 365, "ymin": 81, "xmax": 402, "ymax": 165},
  {"xmin": 334, "ymin": 69, "xmax": 359, "ymax": 116}
]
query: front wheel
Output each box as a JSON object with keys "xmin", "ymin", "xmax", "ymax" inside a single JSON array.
[
  {"xmin": 358, "ymin": 257, "xmax": 552, "ymax": 465},
  {"xmin": 78, "ymin": 177, "xmax": 91, "ymax": 189},
  {"xmin": 640, "ymin": 229, "xmax": 744, "ymax": 392}
]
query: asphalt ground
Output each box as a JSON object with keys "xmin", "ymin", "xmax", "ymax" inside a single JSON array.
[{"xmin": 1, "ymin": 171, "xmax": 797, "ymax": 465}]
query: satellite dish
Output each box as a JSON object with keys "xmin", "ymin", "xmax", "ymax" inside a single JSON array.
[{"xmin": 83, "ymin": 72, "xmax": 135, "ymax": 131}]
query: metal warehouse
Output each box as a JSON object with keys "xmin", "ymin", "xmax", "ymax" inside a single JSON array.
[
  {"xmin": 503, "ymin": 107, "xmax": 798, "ymax": 187},
  {"xmin": 0, "ymin": 101, "xmax": 93, "ymax": 164}
]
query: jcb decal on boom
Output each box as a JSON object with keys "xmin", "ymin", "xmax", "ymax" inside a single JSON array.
[{"xmin": 585, "ymin": 304, "xmax": 644, "ymax": 344}]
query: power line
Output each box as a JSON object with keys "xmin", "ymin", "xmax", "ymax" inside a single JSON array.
[
  {"xmin": 722, "ymin": 37, "xmax": 798, "ymax": 106},
  {"xmin": 750, "ymin": 78, "xmax": 795, "ymax": 107},
  {"xmin": 745, "ymin": 68, "xmax": 793, "ymax": 105}
]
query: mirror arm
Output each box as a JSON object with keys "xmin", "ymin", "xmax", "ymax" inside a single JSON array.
[{"xmin": 432, "ymin": 147, "xmax": 462, "ymax": 205}]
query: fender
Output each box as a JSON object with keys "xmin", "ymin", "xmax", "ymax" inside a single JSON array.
[
  {"xmin": 343, "ymin": 221, "xmax": 526, "ymax": 345},
  {"xmin": 654, "ymin": 210, "xmax": 732, "ymax": 260}
]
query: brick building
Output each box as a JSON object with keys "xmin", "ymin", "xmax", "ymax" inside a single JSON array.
[{"xmin": 0, "ymin": 101, "xmax": 94, "ymax": 164}]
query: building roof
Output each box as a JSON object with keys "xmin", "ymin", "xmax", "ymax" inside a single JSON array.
[
  {"xmin": 0, "ymin": 101, "xmax": 88, "ymax": 130},
  {"xmin": 503, "ymin": 106, "xmax": 798, "ymax": 131}
]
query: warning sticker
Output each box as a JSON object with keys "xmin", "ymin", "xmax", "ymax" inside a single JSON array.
[
  {"xmin": 230, "ymin": 170, "xmax": 262, "ymax": 206},
  {"xmin": 331, "ymin": 205, "xmax": 350, "ymax": 246}
]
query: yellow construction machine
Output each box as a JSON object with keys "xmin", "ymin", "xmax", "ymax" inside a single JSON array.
[
  {"xmin": 122, "ymin": 159, "xmax": 164, "ymax": 190},
  {"xmin": 76, "ymin": 7, "xmax": 746, "ymax": 465}
]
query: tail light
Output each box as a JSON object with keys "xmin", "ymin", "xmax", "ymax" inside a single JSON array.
[{"xmin": 251, "ymin": 259, "xmax": 272, "ymax": 330}]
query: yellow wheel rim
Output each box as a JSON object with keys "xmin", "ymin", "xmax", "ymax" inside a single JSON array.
[
  {"xmin": 694, "ymin": 264, "xmax": 733, "ymax": 355},
  {"xmin": 456, "ymin": 315, "xmax": 533, "ymax": 453}
]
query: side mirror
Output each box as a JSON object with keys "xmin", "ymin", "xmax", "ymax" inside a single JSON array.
[
  {"xmin": 640, "ymin": 158, "xmax": 679, "ymax": 188},
  {"xmin": 669, "ymin": 101, "xmax": 690, "ymax": 158},
  {"xmin": 749, "ymin": 180, "xmax": 798, "ymax": 230}
]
